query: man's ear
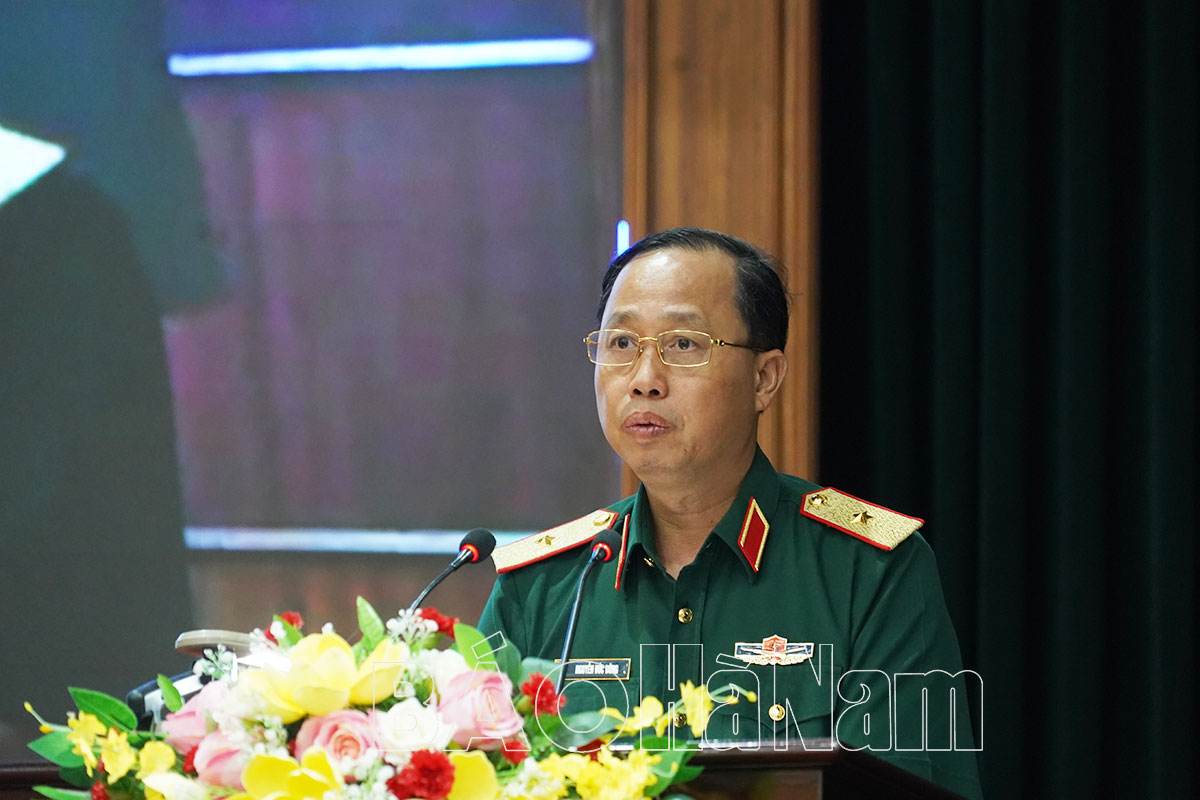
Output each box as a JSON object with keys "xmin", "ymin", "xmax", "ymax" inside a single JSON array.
[{"xmin": 753, "ymin": 349, "xmax": 788, "ymax": 413}]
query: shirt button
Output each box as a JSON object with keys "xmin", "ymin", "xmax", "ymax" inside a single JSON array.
[
  {"xmin": 677, "ymin": 607, "xmax": 694, "ymax": 624},
  {"xmin": 769, "ymin": 703, "xmax": 786, "ymax": 721},
  {"xmin": 674, "ymin": 712, "xmax": 688, "ymax": 728}
]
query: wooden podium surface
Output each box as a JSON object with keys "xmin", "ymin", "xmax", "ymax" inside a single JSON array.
[
  {"xmin": 684, "ymin": 740, "xmax": 965, "ymax": 799},
  {"xmin": 2, "ymin": 741, "xmax": 963, "ymax": 800}
]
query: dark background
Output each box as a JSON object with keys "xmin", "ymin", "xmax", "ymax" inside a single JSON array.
[{"xmin": 819, "ymin": 1, "xmax": 1197, "ymax": 797}]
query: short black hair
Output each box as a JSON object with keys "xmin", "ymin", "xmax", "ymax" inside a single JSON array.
[{"xmin": 596, "ymin": 227, "xmax": 790, "ymax": 352}]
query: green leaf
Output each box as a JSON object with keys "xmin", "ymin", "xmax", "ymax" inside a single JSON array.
[
  {"xmin": 156, "ymin": 674, "xmax": 183, "ymax": 713},
  {"xmin": 58, "ymin": 766, "xmax": 93, "ymax": 789},
  {"xmin": 356, "ymin": 596, "xmax": 386, "ymax": 650},
  {"xmin": 28, "ymin": 733, "xmax": 83, "ymax": 768},
  {"xmin": 673, "ymin": 764, "xmax": 704, "ymax": 783},
  {"xmin": 273, "ymin": 615, "xmax": 303, "ymax": 647},
  {"xmin": 645, "ymin": 745, "xmax": 699, "ymax": 797},
  {"xmin": 524, "ymin": 709, "xmax": 562, "ymax": 741},
  {"xmin": 548, "ymin": 711, "xmax": 621, "ymax": 750},
  {"xmin": 452, "ymin": 623, "xmax": 498, "ymax": 672},
  {"xmin": 492, "ymin": 637, "xmax": 522, "ymax": 685},
  {"xmin": 34, "ymin": 786, "xmax": 89, "ymax": 800},
  {"xmin": 68, "ymin": 687, "xmax": 137, "ymax": 732},
  {"xmin": 519, "ymin": 657, "xmax": 559, "ymax": 685}
]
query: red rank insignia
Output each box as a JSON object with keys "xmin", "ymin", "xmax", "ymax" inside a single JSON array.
[{"xmin": 737, "ymin": 497, "xmax": 770, "ymax": 572}]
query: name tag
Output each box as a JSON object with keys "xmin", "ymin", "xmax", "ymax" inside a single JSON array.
[{"xmin": 560, "ymin": 658, "xmax": 631, "ymax": 681}]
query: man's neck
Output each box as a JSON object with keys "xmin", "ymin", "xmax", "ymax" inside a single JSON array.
[{"xmin": 642, "ymin": 446, "xmax": 756, "ymax": 578}]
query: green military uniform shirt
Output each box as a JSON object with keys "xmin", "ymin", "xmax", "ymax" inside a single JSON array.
[{"xmin": 479, "ymin": 447, "xmax": 982, "ymax": 799}]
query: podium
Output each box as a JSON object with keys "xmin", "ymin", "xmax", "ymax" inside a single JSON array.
[
  {"xmin": 2, "ymin": 741, "xmax": 964, "ymax": 800},
  {"xmin": 684, "ymin": 740, "xmax": 966, "ymax": 798}
]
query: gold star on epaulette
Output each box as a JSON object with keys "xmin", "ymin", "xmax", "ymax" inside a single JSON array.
[
  {"xmin": 801, "ymin": 488, "xmax": 923, "ymax": 551},
  {"xmin": 493, "ymin": 509, "xmax": 618, "ymax": 573}
]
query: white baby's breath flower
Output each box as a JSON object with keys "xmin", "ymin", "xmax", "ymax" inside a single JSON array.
[
  {"xmin": 193, "ymin": 645, "xmax": 238, "ymax": 680},
  {"xmin": 498, "ymin": 759, "xmax": 564, "ymax": 800},
  {"xmin": 385, "ymin": 610, "xmax": 438, "ymax": 643},
  {"xmin": 213, "ymin": 682, "xmax": 268, "ymax": 731}
]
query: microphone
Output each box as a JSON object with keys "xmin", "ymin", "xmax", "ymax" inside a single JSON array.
[
  {"xmin": 408, "ymin": 528, "xmax": 496, "ymax": 613},
  {"xmin": 555, "ymin": 526, "xmax": 624, "ymax": 693}
]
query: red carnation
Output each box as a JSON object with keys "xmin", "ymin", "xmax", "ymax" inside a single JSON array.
[
  {"xmin": 182, "ymin": 745, "xmax": 199, "ymax": 773},
  {"xmin": 418, "ymin": 607, "xmax": 459, "ymax": 640},
  {"xmin": 91, "ymin": 782, "xmax": 108, "ymax": 800},
  {"xmin": 386, "ymin": 749, "xmax": 455, "ymax": 800},
  {"xmin": 520, "ymin": 672, "xmax": 565, "ymax": 716},
  {"xmin": 264, "ymin": 611, "xmax": 304, "ymax": 643},
  {"xmin": 501, "ymin": 738, "xmax": 529, "ymax": 765}
]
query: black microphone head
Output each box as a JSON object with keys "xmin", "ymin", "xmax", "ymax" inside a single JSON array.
[
  {"xmin": 459, "ymin": 528, "xmax": 496, "ymax": 563},
  {"xmin": 590, "ymin": 528, "xmax": 623, "ymax": 563}
]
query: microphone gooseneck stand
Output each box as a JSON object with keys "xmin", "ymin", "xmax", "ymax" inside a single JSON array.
[{"xmin": 555, "ymin": 527, "xmax": 623, "ymax": 694}]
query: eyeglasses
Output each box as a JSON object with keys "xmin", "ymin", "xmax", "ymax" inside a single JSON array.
[{"xmin": 585, "ymin": 329, "xmax": 756, "ymax": 367}]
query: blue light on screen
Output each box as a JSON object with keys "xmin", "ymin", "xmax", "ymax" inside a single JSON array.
[
  {"xmin": 615, "ymin": 219, "xmax": 630, "ymax": 255},
  {"xmin": 167, "ymin": 37, "xmax": 595, "ymax": 76}
]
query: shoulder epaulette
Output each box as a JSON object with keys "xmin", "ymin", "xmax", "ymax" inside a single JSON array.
[
  {"xmin": 800, "ymin": 488, "xmax": 923, "ymax": 551},
  {"xmin": 492, "ymin": 508, "xmax": 619, "ymax": 573}
]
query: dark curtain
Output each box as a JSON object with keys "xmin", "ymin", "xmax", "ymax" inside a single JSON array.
[{"xmin": 819, "ymin": 2, "xmax": 1197, "ymax": 798}]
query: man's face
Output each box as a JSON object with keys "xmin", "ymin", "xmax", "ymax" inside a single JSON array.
[{"xmin": 594, "ymin": 247, "xmax": 775, "ymax": 486}]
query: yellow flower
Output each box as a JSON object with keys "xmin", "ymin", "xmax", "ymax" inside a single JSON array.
[
  {"xmin": 601, "ymin": 696, "xmax": 669, "ymax": 738},
  {"xmin": 538, "ymin": 752, "xmax": 590, "ymax": 784},
  {"xmin": 99, "ymin": 729, "xmax": 136, "ymax": 784},
  {"xmin": 136, "ymin": 741, "xmax": 177, "ymax": 779},
  {"xmin": 65, "ymin": 712, "xmax": 106, "ymax": 776},
  {"xmin": 239, "ymin": 747, "xmax": 343, "ymax": 800},
  {"xmin": 348, "ymin": 638, "xmax": 410, "ymax": 706},
  {"xmin": 24, "ymin": 702, "xmax": 53, "ymax": 734},
  {"xmin": 678, "ymin": 681, "xmax": 714, "ymax": 738},
  {"xmin": 243, "ymin": 632, "xmax": 359, "ymax": 722},
  {"xmin": 446, "ymin": 750, "xmax": 498, "ymax": 800},
  {"xmin": 573, "ymin": 749, "xmax": 659, "ymax": 800}
]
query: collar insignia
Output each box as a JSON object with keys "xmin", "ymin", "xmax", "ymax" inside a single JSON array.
[
  {"xmin": 733, "ymin": 635, "xmax": 813, "ymax": 666},
  {"xmin": 613, "ymin": 514, "xmax": 630, "ymax": 590},
  {"xmin": 736, "ymin": 497, "xmax": 770, "ymax": 572}
]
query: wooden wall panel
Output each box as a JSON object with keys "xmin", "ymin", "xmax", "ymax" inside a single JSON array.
[{"xmin": 623, "ymin": 0, "xmax": 820, "ymax": 485}]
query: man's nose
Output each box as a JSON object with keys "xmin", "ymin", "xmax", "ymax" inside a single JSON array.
[{"xmin": 629, "ymin": 343, "xmax": 667, "ymax": 397}]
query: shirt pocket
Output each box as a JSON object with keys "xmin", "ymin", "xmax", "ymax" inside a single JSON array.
[{"xmin": 701, "ymin": 660, "xmax": 842, "ymax": 745}]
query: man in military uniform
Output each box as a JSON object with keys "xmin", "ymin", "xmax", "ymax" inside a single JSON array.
[{"xmin": 478, "ymin": 228, "xmax": 982, "ymax": 799}]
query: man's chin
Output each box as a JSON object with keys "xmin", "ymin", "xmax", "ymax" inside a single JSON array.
[{"xmin": 621, "ymin": 452, "xmax": 682, "ymax": 485}]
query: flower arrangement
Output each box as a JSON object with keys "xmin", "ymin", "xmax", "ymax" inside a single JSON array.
[{"xmin": 25, "ymin": 599, "xmax": 716, "ymax": 800}]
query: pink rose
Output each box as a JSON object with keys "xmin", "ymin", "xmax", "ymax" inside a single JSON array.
[
  {"xmin": 437, "ymin": 671, "xmax": 523, "ymax": 750},
  {"xmin": 294, "ymin": 710, "xmax": 379, "ymax": 767},
  {"xmin": 193, "ymin": 732, "xmax": 249, "ymax": 789},
  {"xmin": 161, "ymin": 682, "xmax": 229, "ymax": 754}
]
